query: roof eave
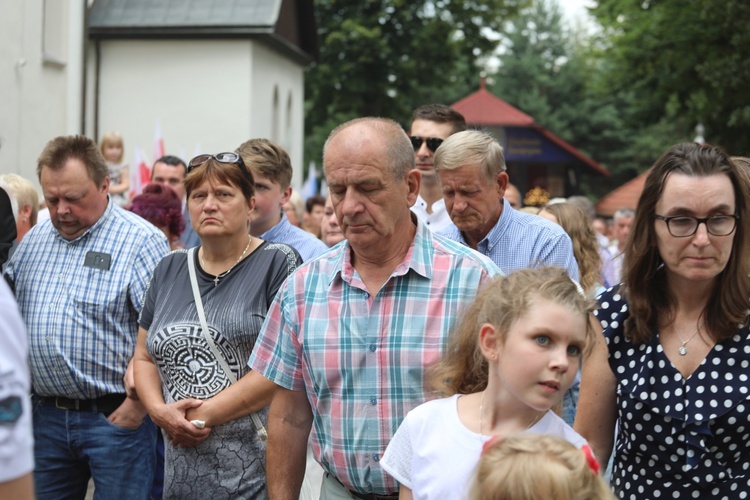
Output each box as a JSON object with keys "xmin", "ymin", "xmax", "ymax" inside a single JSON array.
[
  {"xmin": 532, "ymin": 125, "xmax": 609, "ymax": 177},
  {"xmin": 88, "ymin": 28, "xmax": 314, "ymax": 66}
]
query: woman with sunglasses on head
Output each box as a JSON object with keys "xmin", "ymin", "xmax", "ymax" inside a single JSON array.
[
  {"xmin": 574, "ymin": 143, "xmax": 750, "ymax": 498},
  {"xmin": 133, "ymin": 152, "xmax": 301, "ymax": 499}
]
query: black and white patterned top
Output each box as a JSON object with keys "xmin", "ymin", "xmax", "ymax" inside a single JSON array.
[
  {"xmin": 140, "ymin": 242, "xmax": 300, "ymax": 499},
  {"xmin": 595, "ymin": 286, "xmax": 750, "ymax": 499}
]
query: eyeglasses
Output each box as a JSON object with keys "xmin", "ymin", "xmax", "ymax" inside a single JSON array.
[
  {"xmin": 654, "ymin": 214, "xmax": 738, "ymax": 237},
  {"xmin": 188, "ymin": 152, "xmax": 253, "ymax": 186},
  {"xmin": 409, "ymin": 136, "xmax": 444, "ymax": 153}
]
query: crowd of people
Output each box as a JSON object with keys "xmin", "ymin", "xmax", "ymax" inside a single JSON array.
[{"xmin": 1, "ymin": 104, "xmax": 749, "ymax": 500}]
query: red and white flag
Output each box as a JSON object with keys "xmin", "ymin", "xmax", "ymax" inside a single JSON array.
[
  {"xmin": 128, "ymin": 146, "xmax": 152, "ymax": 200},
  {"xmin": 153, "ymin": 121, "xmax": 165, "ymax": 163}
]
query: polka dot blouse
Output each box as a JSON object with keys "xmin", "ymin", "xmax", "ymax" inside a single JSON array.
[{"xmin": 595, "ymin": 287, "xmax": 750, "ymax": 499}]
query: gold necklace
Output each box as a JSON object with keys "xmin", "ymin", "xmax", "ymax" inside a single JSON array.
[
  {"xmin": 199, "ymin": 238, "xmax": 252, "ymax": 287},
  {"xmin": 478, "ymin": 390, "xmax": 543, "ymax": 438}
]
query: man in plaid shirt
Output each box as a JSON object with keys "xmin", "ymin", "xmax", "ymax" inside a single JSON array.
[{"xmin": 249, "ymin": 117, "xmax": 501, "ymax": 499}]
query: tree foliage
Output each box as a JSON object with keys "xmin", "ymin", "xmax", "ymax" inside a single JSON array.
[
  {"xmin": 591, "ymin": 0, "xmax": 750, "ymax": 155},
  {"xmin": 304, "ymin": 0, "xmax": 528, "ymax": 168},
  {"xmin": 490, "ymin": 0, "xmax": 694, "ymax": 197}
]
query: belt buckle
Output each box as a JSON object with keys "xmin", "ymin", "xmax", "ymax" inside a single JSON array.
[{"xmin": 55, "ymin": 397, "xmax": 78, "ymax": 410}]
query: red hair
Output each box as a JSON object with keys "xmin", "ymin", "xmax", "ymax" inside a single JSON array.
[{"xmin": 128, "ymin": 183, "xmax": 185, "ymax": 239}]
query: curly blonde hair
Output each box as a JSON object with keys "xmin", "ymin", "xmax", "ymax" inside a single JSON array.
[
  {"xmin": 469, "ymin": 434, "xmax": 614, "ymax": 500},
  {"xmin": 428, "ymin": 267, "xmax": 596, "ymax": 396},
  {"xmin": 541, "ymin": 203, "xmax": 602, "ymax": 295}
]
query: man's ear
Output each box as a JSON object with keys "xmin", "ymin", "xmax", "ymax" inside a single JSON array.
[
  {"xmin": 280, "ymin": 186, "xmax": 293, "ymax": 206},
  {"xmin": 406, "ymin": 169, "xmax": 421, "ymax": 208},
  {"xmin": 496, "ymin": 172, "xmax": 509, "ymax": 198}
]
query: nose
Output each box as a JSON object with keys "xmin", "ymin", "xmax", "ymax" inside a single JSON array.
[
  {"xmin": 338, "ymin": 189, "xmax": 364, "ymax": 217},
  {"xmin": 692, "ymin": 222, "xmax": 711, "ymax": 247},
  {"xmin": 56, "ymin": 200, "xmax": 71, "ymax": 215},
  {"xmin": 202, "ymin": 193, "xmax": 219, "ymax": 211},
  {"xmin": 452, "ymin": 193, "xmax": 468, "ymax": 212},
  {"xmin": 416, "ymin": 140, "xmax": 432, "ymax": 158},
  {"xmin": 549, "ymin": 347, "xmax": 569, "ymax": 374},
  {"xmin": 329, "ymin": 212, "xmax": 340, "ymax": 228}
]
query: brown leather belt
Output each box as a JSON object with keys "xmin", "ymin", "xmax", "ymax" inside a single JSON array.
[{"xmin": 35, "ymin": 393, "xmax": 126, "ymax": 417}]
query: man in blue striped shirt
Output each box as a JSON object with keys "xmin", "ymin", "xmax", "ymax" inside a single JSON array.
[
  {"xmin": 4, "ymin": 135, "xmax": 169, "ymax": 499},
  {"xmin": 435, "ymin": 130, "xmax": 580, "ymax": 281},
  {"xmin": 237, "ymin": 138, "xmax": 328, "ymax": 262}
]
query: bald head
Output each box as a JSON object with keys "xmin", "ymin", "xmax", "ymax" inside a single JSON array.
[{"xmin": 324, "ymin": 118, "xmax": 414, "ymax": 180}]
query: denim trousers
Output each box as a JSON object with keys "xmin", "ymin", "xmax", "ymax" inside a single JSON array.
[{"xmin": 32, "ymin": 399, "xmax": 155, "ymax": 500}]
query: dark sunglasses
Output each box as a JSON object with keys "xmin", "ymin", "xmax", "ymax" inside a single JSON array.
[
  {"xmin": 187, "ymin": 152, "xmax": 254, "ymax": 186},
  {"xmin": 409, "ymin": 136, "xmax": 444, "ymax": 153}
]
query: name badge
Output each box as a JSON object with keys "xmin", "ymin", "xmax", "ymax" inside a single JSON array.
[{"xmin": 84, "ymin": 251, "xmax": 112, "ymax": 271}]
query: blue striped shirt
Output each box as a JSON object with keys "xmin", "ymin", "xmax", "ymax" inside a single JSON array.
[
  {"xmin": 4, "ymin": 200, "xmax": 169, "ymax": 398},
  {"xmin": 438, "ymin": 198, "xmax": 580, "ymax": 280},
  {"xmin": 260, "ymin": 212, "xmax": 328, "ymax": 262}
]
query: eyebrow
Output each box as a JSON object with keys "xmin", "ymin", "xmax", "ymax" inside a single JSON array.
[{"xmin": 664, "ymin": 202, "xmax": 734, "ymax": 215}]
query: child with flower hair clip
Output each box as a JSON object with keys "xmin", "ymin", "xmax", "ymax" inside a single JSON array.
[
  {"xmin": 470, "ymin": 433, "xmax": 613, "ymax": 500},
  {"xmin": 381, "ymin": 267, "xmax": 597, "ymax": 499}
]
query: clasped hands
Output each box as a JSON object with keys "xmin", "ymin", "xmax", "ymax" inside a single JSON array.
[{"xmin": 153, "ymin": 399, "xmax": 214, "ymax": 447}]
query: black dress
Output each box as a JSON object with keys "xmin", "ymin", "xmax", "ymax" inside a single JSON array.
[{"xmin": 595, "ymin": 287, "xmax": 750, "ymax": 499}]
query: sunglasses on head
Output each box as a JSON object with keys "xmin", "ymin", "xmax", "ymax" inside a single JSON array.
[
  {"xmin": 187, "ymin": 152, "xmax": 254, "ymax": 186},
  {"xmin": 409, "ymin": 136, "xmax": 444, "ymax": 153}
]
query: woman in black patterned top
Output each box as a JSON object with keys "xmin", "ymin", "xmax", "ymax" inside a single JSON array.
[{"xmin": 134, "ymin": 153, "xmax": 300, "ymax": 499}]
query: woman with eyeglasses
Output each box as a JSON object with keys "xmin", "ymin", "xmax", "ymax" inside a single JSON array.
[
  {"xmin": 133, "ymin": 152, "xmax": 301, "ymax": 499},
  {"xmin": 574, "ymin": 142, "xmax": 750, "ymax": 498}
]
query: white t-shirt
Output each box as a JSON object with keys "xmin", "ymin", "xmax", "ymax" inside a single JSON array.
[
  {"xmin": 380, "ymin": 394, "xmax": 587, "ymax": 500},
  {"xmin": 411, "ymin": 195, "xmax": 452, "ymax": 232},
  {"xmin": 0, "ymin": 279, "xmax": 33, "ymax": 482}
]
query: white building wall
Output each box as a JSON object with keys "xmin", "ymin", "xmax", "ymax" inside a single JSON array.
[
  {"xmin": 0, "ymin": 0, "xmax": 85, "ymax": 185},
  {"xmin": 92, "ymin": 39, "xmax": 305, "ymax": 189},
  {"xmin": 248, "ymin": 43, "xmax": 305, "ymax": 189},
  {"xmin": 95, "ymin": 39, "xmax": 253, "ymax": 164},
  {"xmin": 1, "ymin": 1, "xmax": 307, "ymax": 193}
]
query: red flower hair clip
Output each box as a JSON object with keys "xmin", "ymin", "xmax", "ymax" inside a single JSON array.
[
  {"xmin": 581, "ymin": 444, "xmax": 601, "ymax": 475},
  {"xmin": 481, "ymin": 435, "xmax": 502, "ymax": 455}
]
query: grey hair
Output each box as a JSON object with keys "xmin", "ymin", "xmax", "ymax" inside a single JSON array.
[
  {"xmin": 613, "ymin": 208, "xmax": 635, "ymax": 221},
  {"xmin": 433, "ymin": 130, "xmax": 506, "ymax": 180}
]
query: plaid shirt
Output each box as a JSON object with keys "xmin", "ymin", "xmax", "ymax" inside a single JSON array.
[
  {"xmin": 439, "ymin": 198, "xmax": 580, "ymax": 281},
  {"xmin": 261, "ymin": 212, "xmax": 328, "ymax": 262},
  {"xmin": 4, "ymin": 200, "xmax": 169, "ymax": 398},
  {"xmin": 249, "ymin": 220, "xmax": 501, "ymax": 495}
]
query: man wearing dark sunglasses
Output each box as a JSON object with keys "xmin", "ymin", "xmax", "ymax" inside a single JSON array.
[{"xmin": 409, "ymin": 104, "xmax": 467, "ymax": 232}]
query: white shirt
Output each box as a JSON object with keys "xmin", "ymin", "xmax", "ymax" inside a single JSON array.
[
  {"xmin": 0, "ymin": 279, "xmax": 34, "ymax": 482},
  {"xmin": 411, "ymin": 195, "xmax": 451, "ymax": 232},
  {"xmin": 380, "ymin": 394, "xmax": 587, "ymax": 499}
]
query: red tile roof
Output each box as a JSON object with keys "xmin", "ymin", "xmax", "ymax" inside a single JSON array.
[
  {"xmin": 451, "ymin": 78, "xmax": 608, "ymax": 176},
  {"xmin": 595, "ymin": 169, "xmax": 650, "ymax": 217},
  {"xmin": 452, "ymin": 80, "xmax": 535, "ymax": 127}
]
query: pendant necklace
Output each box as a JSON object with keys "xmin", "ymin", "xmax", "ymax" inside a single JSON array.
[
  {"xmin": 200, "ymin": 238, "xmax": 252, "ymax": 287},
  {"xmin": 479, "ymin": 390, "xmax": 543, "ymax": 438},
  {"xmin": 675, "ymin": 322, "xmax": 701, "ymax": 356}
]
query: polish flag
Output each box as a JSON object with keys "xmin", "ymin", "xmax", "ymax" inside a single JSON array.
[
  {"xmin": 153, "ymin": 121, "xmax": 165, "ymax": 163},
  {"xmin": 128, "ymin": 146, "xmax": 152, "ymax": 200}
]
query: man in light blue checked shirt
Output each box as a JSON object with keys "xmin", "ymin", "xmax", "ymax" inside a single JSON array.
[
  {"xmin": 4, "ymin": 135, "xmax": 169, "ymax": 499},
  {"xmin": 435, "ymin": 130, "xmax": 580, "ymax": 281}
]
